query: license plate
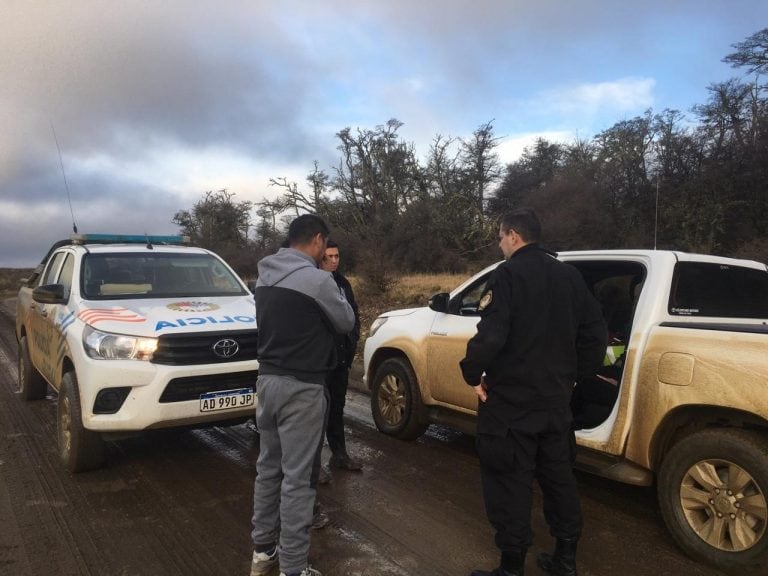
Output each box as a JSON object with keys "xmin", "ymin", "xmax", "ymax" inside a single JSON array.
[{"xmin": 199, "ymin": 388, "xmax": 254, "ymax": 412}]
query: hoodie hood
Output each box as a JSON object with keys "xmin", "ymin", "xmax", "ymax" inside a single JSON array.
[{"xmin": 256, "ymin": 248, "xmax": 318, "ymax": 287}]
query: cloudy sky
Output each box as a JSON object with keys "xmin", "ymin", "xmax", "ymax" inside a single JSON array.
[{"xmin": 1, "ymin": 1, "xmax": 765, "ymax": 267}]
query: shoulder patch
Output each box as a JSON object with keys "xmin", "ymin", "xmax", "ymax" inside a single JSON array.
[{"xmin": 478, "ymin": 290, "xmax": 493, "ymax": 311}]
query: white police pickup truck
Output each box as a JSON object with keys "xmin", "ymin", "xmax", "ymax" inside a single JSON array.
[{"xmin": 16, "ymin": 234, "xmax": 259, "ymax": 472}]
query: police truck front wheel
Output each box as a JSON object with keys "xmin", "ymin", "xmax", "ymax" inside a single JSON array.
[
  {"xmin": 18, "ymin": 335, "xmax": 47, "ymax": 400},
  {"xmin": 658, "ymin": 428, "xmax": 768, "ymax": 572},
  {"xmin": 58, "ymin": 372, "xmax": 106, "ymax": 472},
  {"xmin": 371, "ymin": 357, "xmax": 428, "ymax": 440}
]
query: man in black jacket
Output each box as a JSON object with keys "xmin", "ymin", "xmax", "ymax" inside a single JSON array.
[
  {"xmin": 320, "ymin": 240, "xmax": 362, "ymax": 471},
  {"xmin": 460, "ymin": 208, "xmax": 606, "ymax": 576}
]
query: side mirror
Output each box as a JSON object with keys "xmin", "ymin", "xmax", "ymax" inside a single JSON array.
[
  {"xmin": 32, "ymin": 284, "xmax": 66, "ymax": 304},
  {"xmin": 428, "ymin": 292, "xmax": 450, "ymax": 312}
]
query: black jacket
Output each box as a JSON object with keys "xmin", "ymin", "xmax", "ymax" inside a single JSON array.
[
  {"xmin": 331, "ymin": 271, "xmax": 360, "ymax": 367},
  {"xmin": 460, "ymin": 244, "xmax": 606, "ymax": 433}
]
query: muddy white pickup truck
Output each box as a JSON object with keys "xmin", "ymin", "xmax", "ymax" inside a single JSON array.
[
  {"xmin": 363, "ymin": 249, "xmax": 768, "ymax": 571},
  {"xmin": 16, "ymin": 234, "xmax": 259, "ymax": 472}
]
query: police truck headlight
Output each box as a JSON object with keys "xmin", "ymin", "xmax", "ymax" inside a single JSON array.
[{"xmin": 83, "ymin": 325, "xmax": 157, "ymax": 361}]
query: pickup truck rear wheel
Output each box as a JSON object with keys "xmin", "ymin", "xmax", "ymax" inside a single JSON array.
[
  {"xmin": 371, "ymin": 357, "xmax": 428, "ymax": 440},
  {"xmin": 658, "ymin": 428, "xmax": 768, "ymax": 571},
  {"xmin": 58, "ymin": 372, "xmax": 106, "ymax": 472},
  {"xmin": 18, "ymin": 335, "xmax": 47, "ymax": 400}
]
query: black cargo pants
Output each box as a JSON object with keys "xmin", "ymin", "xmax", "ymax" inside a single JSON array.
[{"xmin": 476, "ymin": 406, "xmax": 582, "ymax": 552}]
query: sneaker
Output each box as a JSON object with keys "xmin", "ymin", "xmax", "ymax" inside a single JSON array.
[
  {"xmin": 329, "ymin": 453, "xmax": 362, "ymax": 471},
  {"xmin": 250, "ymin": 547, "xmax": 278, "ymax": 576},
  {"xmin": 280, "ymin": 567, "xmax": 322, "ymax": 576}
]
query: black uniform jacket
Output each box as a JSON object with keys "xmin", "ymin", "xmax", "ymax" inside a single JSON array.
[{"xmin": 460, "ymin": 244, "xmax": 606, "ymax": 434}]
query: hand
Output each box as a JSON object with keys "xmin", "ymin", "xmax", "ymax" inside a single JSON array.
[{"xmin": 474, "ymin": 377, "xmax": 488, "ymax": 403}]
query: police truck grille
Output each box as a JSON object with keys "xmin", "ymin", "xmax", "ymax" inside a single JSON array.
[
  {"xmin": 152, "ymin": 329, "xmax": 258, "ymax": 365},
  {"xmin": 159, "ymin": 370, "xmax": 259, "ymax": 403}
]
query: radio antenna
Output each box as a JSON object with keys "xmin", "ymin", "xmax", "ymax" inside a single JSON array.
[{"xmin": 50, "ymin": 122, "xmax": 78, "ymax": 234}]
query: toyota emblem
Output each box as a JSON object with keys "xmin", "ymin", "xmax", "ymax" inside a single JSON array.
[{"xmin": 212, "ymin": 338, "xmax": 239, "ymax": 359}]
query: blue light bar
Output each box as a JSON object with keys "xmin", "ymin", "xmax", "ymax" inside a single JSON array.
[{"xmin": 71, "ymin": 233, "xmax": 190, "ymax": 245}]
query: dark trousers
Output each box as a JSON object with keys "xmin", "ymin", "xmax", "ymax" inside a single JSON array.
[
  {"xmin": 477, "ymin": 407, "xmax": 582, "ymax": 552},
  {"xmin": 325, "ymin": 365, "xmax": 349, "ymax": 454}
]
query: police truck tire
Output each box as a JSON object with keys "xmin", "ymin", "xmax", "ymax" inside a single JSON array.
[
  {"xmin": 371, "ymin": 357, "xmax": 428, "ymax": 440},
  {"xmin": 657, "ymin": 428, "xmax": 768, "ymax": 572},
  {"xmin": 58, "ymin": 372, "xmax": 106, "ymax": 472},
  {"xmin": 18, "ymin": 335, "xmax": 47, "ymax": 400}
]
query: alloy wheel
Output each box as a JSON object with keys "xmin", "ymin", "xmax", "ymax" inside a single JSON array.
[
  {"xmin": 377, "ymin": 373, "xmax": 406, "ymax": 426},
  {"xmin": 680, "ymin": 458, "xmax": 767, "ymax": 551}
]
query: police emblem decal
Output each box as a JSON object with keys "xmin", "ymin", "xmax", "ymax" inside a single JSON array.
[{"xmin": 478, "ymin": 291, "xmax": 493, "ymax": 311}]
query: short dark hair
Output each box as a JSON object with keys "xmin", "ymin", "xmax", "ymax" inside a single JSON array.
[
  {"xmin": 287, "ymin": 214, "xmax": 330, "ymax": 246},
  {"xmin": 500, "ymin": 208, "xmax": 541, "ymax": 243},
  {"xmin": 326, "ymin": 239, "xmax": 339, "ymax": 249}
]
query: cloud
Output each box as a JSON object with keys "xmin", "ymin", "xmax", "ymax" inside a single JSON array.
[
  {"xmin": 0, "ymin": 1, "xmax": 765, "ymax": 267},
  {"xmin": 500, "ymin": 78, "xmax": 656, "ymax": 136},
  {"xmin": 0, "ymin": 2, "xmax": 322, "ymax": 163},
  {"xmin": 544, "ymin": 78, "xmax": 657, "ymax": 116},
  {"xmin": 496, "ymin": 131, "xmax": 577, "ymax": 165}
]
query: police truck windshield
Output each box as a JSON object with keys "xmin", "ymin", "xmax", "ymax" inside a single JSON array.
[{"xmin": 81, "ymin": 253, "xmax": 246, "ymax": 299}]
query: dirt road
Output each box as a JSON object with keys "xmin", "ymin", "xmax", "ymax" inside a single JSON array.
[{"xmin": 0, "ymin": 298, "xmax": 739, "ymax": 576}]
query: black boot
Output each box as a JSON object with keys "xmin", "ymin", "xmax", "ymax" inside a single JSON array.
[
  {"xmin": 537, "ymin": 538, "xmax": 578, "ymax": 576},
  {"xmin": 470, "ymin": 548, "xmax": 526, "ymax": 576}
]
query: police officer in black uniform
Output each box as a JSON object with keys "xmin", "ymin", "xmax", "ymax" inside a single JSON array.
[{"xmin": 460, "ymin": 208, "xmax": 606, "ymax": 576}]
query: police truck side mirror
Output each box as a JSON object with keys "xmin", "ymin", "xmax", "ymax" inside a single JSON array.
[{"xmin": 32, "ymin": 284, "xmax": 67, "ymax": 305}]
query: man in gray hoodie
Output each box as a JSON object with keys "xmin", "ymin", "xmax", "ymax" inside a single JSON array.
[{"xmin": 250, "ymin": 214, "xmax": 355, "ymax": 576}]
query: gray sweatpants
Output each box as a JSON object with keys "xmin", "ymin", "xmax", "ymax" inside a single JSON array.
[{"xmin": 251, "ymin": 374, "xmax": 327, "ymax": 574}]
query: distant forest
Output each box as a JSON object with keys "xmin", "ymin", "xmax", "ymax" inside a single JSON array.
[{"xmin": 173, "ymin": 29, "xmax": 768, "ymax": 285}]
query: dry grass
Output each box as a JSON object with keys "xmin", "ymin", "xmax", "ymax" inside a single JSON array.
[
  {"xmin": 356, "ymin": 273, "xmax": 464, "ymax": 307},
  {"xmin": 349, "ymin": 273, "xmax": 466, "ymax": 345},
  {"xmin": 0, "ymin": 268, "xmax": 33, "ymax": 298}
]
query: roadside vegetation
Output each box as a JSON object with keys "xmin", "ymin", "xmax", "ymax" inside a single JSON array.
[
  {"xmin": 350, "ymin": 272, "xmax": 466, "ymax": 344},
  {"xmin": 173, "ymin": 29, "xmax": 768, "ymax": 289},
  {"xmin": 4, "ymin": 30, "xmax": 767, "ymax": 310},
  {"xmin": 0, "ymin": 269, "xmax": 32, "ymax": 298}
]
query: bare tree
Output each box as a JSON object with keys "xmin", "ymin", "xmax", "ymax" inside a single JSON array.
[
  {"xmin": 459, "ymin": 120, "xmax": 503, "ymax": 221},
  {"xmin": 723, "ymin": 28, "xmax": 768, "ymax": 77}
]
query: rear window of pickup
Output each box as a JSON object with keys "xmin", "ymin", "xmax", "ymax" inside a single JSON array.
[{"xmin": 669, "ymin": 261, "xmax": 768, "ymax": 318}]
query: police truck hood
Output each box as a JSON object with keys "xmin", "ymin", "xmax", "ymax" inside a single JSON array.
[{"xmin": 72, "ymin": 295, "xmax": 257, "ymax": 335}]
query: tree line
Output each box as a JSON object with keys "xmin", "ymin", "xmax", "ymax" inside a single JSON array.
[{"xmin": 173, "ymin": 29, "xmax": 768, "ymax": 287}]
